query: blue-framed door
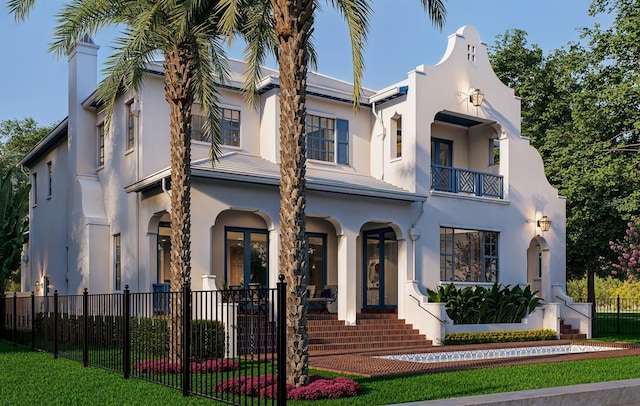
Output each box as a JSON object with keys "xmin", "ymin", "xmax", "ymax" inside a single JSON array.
[
  {"xmin": 363, "ymin": 228, "xmax": 398, "ymax": 309},
  {"xmin": 224, "ymin": 227, "xmax": 268, "ymax": 287}
]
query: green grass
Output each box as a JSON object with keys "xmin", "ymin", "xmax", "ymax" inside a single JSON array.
[{"xmin": 2, "ymin": 341, "xmax": 640, "ymax": 405}]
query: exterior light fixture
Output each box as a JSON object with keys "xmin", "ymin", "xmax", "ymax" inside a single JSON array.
[
  {"xmin": 34, "ymin": 280, "xmax": 40, "ymax": 292},
  {"xmin": 537, "ymin": 215, "xmax": 551, "ymax": 232},
  {"xmin": 469, "ymin": 88, "xmax": 484, "ymax": 107}
]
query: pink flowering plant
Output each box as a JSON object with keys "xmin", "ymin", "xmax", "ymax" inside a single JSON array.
[
  {"xmin": 610, "ymin": 216, "xmax": 640, "ymax": 279},
  {"xmin": 133, "ymin": 358, "xmax": 239, "ymax": 374},
  {"xmin": 214, "ymin": 374, "xmax": 361, "ymax": 400}
]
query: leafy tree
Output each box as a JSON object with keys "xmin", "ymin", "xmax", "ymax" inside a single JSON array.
[
  {"xmin": 8, "ymin": 0, "xmax": 230, "ymax": 360},
  {"xmin": 0, "ymin": 167, "xmax": 29, "ymax": 293},
  {"xmin": 220, "ymin": 0, "xmax": 446, "ymax": 387},
  {"xmin": 489, "ymin": 0, "xmax": 640, "ymax": 307},
  {"xmin": 0, "ymin": 118, "xmax": 52, "ymax": 173},
  {"xmin": 0, "ymin": 118, "xmax": 51, "ymax": 292}
]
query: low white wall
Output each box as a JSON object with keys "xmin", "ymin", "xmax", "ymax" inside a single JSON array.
[{"xmin": 553, "ymin": 284, "xmax": 593, "ymax": 339}]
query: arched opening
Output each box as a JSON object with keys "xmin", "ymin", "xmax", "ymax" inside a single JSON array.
[{"xmin": 527, "ymin": 237, "xmax": 550, "ymax": 301}]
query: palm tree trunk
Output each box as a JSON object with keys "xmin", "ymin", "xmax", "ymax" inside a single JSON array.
[
  {"xmin": 271, "ymin": 0, "xmax": 315, "ymax": 388},
  {"xmin": 164, "ymin": 42, "xmax": 195, "ymax": 362}
]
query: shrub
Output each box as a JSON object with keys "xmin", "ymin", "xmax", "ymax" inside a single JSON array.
[
  {"xmin": 214, "ymin": 374, "xmax": 361, "ymax": 400},
  {"xmin": 427, "ymin": 283, "xmax": 541, "ymax": 324},
  {"xmin": 443, "ymin": 329, "xmax": 557, "ymax": 345}
]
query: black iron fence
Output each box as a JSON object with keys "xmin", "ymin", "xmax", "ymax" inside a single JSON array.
[
  {"xmin": 593, "ymin": 296, "xmax": 640, "ymax": 336},
  {"xmin": 1, "ymin": 279, "xmax": 287, "ymax": 405}
]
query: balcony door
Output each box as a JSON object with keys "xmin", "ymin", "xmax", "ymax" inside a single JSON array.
[
  {"xmin": 363, "ymin": 228, "xmax": 398, "ymax": 309},
  {"xmin": 431, "ymin": 138, "xmax": 453, "ymax": 191}
]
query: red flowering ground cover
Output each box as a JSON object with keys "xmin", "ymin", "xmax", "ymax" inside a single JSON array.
[
  {"xmin": 214, "ymin": 374, "xmax": 361, "ymax": 400},
  {"xmin": 132, "ymin": 358, "xmax": 239, "ymax": 373}
]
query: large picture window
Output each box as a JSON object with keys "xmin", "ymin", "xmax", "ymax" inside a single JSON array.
[
  {"xmin": 306, "ymin": 115, "xmax": 349, "ymax": 164},
  {"xmin": 440, "ymin": 227, "xmax": 498, "ymax": 282}
]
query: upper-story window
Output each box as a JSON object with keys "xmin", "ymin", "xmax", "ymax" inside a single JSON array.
[
  {"xmin": 306, "ymin": 115, "xmax": 349, "ymax": 164},
  {"xmin": 32, "ymin": 172, "xmax": 37, "ymax": 206},
  {"xmin": 191, "ymin": 108, "xmax": 241, "ymax": 147},
  {"xmin": 47, "ymin": 161, "xmax": 52, "ymax": 198},
  {"xmin": 126, "ymin": 100, "xmax": 135, "ymax": 151},
  {"xmin": 391, "ymin": 114, "xmax": 402, "ymax": 159},
  {"xmin": 97, "ymin": 123, "xmax": 105, "ymax": 168}
]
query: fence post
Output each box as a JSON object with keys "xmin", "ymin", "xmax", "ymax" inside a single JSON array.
[
  {"xmin": 616, "ymin": 295, "xmax": 621, "ymax": 335},
  {"xmin": 123, "ymin": 285, "xmax": 131, "ymax": 379},
  {"xmin": 31, "ymin": 291, "xmax": 35, "ymax": 350},
  {"xmin": 53, "ymin": 291, "xmax": 58, "ymax": 358},
  {"xmin": 12, "ymin": 292, "xmax": 17, "ymax": 345},
  {"xmin": 83, "ymin": 288, "xmax": 89, "ymax": 367},
  {"xmin": 182, "ymin": 280, "xmax": 191, "ymax": 397},
  {"xmin": 277, "ymin": 274, "xmax": 287, "ymax": 406}
]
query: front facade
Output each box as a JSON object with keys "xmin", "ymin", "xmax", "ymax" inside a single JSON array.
[{"xmin": 20, "ymin": 26, "xmax": 588, "ymax": 339}]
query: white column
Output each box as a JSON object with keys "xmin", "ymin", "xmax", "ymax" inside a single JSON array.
[
  {"xmin": 337, "ymin": 230, "xmax": 358, "ymax": 325},
  {"xmin": 268, "ymin": 228, "xmax": 279, "ymax": 288}
]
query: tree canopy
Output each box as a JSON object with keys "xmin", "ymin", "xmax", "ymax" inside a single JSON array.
[{"xmin": 489, "ymin": 0, "xmax": 640, "ymax": 301}]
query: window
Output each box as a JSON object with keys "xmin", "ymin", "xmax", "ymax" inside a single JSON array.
[
  {"xmin": 97, "ymin": 123, "xmax": 105, "ymax": 167},
  {"xmin": 490, "ymin": 139, "xmax": 500, "ymax": 166},
  {"xmin": 47, "ymin": 161, "xmax": 52, "ymax": 198},
  {"xmin": 126, "ymin": 101, "xmax": 135, "ymax": 150},
  {"xmin": 32, "ymin": 173, "xmax": 37, "ymax": 206},
  {"xmin": 114, "ymin": 234, "xmax": 121, "ymax": 290},
  {"xmin": 191, "ymin": 108, "xmax": 241, "ymax": 146},
  {"xmin": 221, "ymin": 108, "xmax": 240, "ymax": 146},
  {"xmin": 225, "ymin": 228, "xmax": 268, "ymax": 287},
  {"xmin": 391, "ymin": 115, "xmax": 402, "ymax": 158},
  {"xmin": 467, "ymin": 44, "xmax": 476, "ymax": 62},
  {"xmin": 306, "ymin": 115, "xmax": 349, "ymax": 164},
  {"xmin": 440, "ymin": 227, "xmax": 498, "ymax": 282}
]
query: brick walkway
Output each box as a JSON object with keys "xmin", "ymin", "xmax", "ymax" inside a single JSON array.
[{"xmin": 308, "ymin": 340, "xmax": 640, "ymax": 377}]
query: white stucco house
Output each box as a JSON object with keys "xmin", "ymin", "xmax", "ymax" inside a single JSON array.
[{"xmin": 19, "ymin": 26, "xmax": 590, "ymax": 341}]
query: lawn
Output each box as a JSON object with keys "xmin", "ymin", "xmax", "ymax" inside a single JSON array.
[{"xmin": 2, "ymin": 341, "xmax": 640, "ymax": 405}]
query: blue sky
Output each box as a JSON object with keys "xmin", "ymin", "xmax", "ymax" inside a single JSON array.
[{"xmin": 0, "ymin": 1, "xmax": 610, "ymax": 126}]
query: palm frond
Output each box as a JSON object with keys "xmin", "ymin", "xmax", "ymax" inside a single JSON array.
[
  {"xmin": 6, "ymin": 0, "xmax": 38, "ymax": 22},
  {"xmin": 420, "ymin": 0, "xmax": 447, "ymax": 30}
]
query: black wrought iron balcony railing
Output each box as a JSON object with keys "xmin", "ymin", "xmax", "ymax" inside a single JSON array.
[{"xmin": 431, "ymin": 164, "xmax": 504, "ymax": 199}]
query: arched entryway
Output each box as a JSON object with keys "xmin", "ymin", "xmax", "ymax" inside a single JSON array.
[
  {"xmin": 362, "ymin": 227, "xmax": 398, "ymax": 309},
  {"xmin": 527, "ymin": 237, "xmax": 551, "ymax": 302}
]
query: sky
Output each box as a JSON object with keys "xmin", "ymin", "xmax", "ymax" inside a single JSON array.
[{"xmin": 0, "ymin": 1, "xmax": 612, "ymax": 126}]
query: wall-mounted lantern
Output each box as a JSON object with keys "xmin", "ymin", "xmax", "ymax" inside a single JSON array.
[
  {"xmin": 537, "ymin": 215, "xmax": 552, "ymax": 232},
  {"xmin": 469, "ymin": 88, "xmax": 485, "ymax": 107}
]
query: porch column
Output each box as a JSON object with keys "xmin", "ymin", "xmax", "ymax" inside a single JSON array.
[
  {"xmin": 396, "ymin": 236, "xmax": 409, "ymax": 315},
  {"xmin": 337, "ymin": 230, "xmax": 357, "ymax": 325},
  {"xmin": 268, "ymin": 228, "xmax": 279, "ymax": 289}
]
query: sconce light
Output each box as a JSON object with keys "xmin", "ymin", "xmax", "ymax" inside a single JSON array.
[
  {"xmin": 537, "ymin": 215, "xmax": 551, "ymax": 232},
  {"xmin": 34, "ymin": 280, "xmax": 40, "ymax": 292},
  {"xmin": 469, "ymin": 88, "xmax": 485, "ymax": 107}
]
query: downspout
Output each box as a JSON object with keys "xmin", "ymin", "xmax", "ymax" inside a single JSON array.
[{"xmin": 409, "ymin": 201, "xmax": 425, "ymax": 281}]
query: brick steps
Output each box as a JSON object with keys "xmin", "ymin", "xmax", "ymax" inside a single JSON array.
[
  {"xmin": 307, "ymin": 311, "xmax": 432, "ymax": 356},
  {"xmin": 560, "ymin": 320, "xmax": 587, "ymax": 340}
]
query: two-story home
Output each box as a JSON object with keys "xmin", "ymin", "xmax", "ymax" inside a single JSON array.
[{"xmin": 19, "ymin": 26, "xmax": 590, "ymax": 340}]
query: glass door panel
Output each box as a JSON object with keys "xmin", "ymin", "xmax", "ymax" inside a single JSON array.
[{"xmin": 363, "ymin": 229, "xmax": 398, "ymax": 308}]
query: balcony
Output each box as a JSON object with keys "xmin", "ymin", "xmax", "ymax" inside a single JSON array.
[{"xmin": 431, "ymin": 165, "xmax": 503, "ymax": 199}]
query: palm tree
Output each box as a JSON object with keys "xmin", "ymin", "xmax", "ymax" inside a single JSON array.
[
  {"xmin": 220, "ymin": 0, "xmax": 446, "ymax": 387},
  {"xmin": 8, "ymin": 0, "xmax": 229, "ymax": 360}
]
